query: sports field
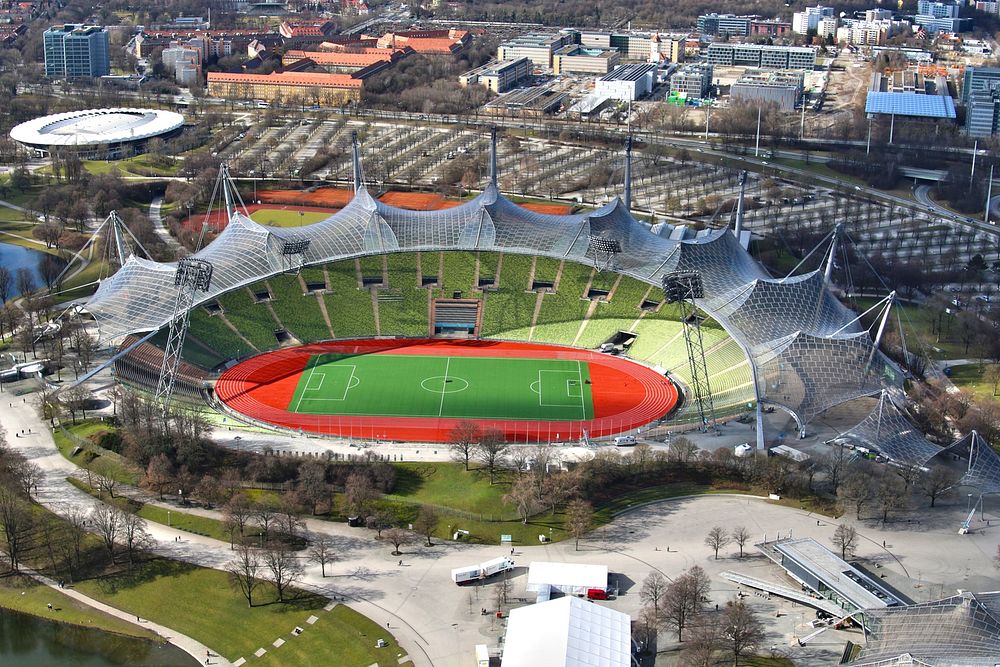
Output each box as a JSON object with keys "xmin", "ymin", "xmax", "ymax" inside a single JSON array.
[
  {"xmin": 216, "ymin": 339, "xmax": 679, "ymax": 442},
  {"xmin": 289, "ymin": 353, "xmax": 594, "ymax": 421}
]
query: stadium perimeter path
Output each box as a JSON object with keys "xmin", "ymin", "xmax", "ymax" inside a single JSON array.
[{"xmin": 5, "ymin": 395, "xmax": 1000, "ymax": 667}]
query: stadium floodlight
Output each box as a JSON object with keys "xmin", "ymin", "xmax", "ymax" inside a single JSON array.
[
  {"xmin": 662, "ymin": 270, "xmax": 704, "ymax": 303},
  {"xmin": 589, "ymin": 235, "xmax": 622, "ymax": 272},
  {"xmin": 281, "ymin": 238, "xmax": 311, "ymax": 255}
]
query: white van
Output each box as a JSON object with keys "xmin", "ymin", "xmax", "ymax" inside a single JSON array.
[{"xmin": 614, "ymin": 435, "xmax": 637, "ymax": 447}]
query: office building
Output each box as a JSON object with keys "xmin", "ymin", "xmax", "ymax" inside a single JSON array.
[
  {"xmin": 552, "ymin": 45, "xmax": 619, "ymax": 75},
  {"xmin": 963, "ymin": 66, "xmax": 1000, "ymax": 107},
  {"xmin": 917, "ymin": 0, "xmax": 960, "ymax": 18},
  {"xmin": 595, "ymin": 63, "xmax": 657, "ymax": 101},
  {"xmin": 577, "ymin": 31, "xmax": 683, "ymax": 63},
  {"xmin": 697, "ymin": 13, "xmax": 754, "ymax": 36},
  {"xmin": 913, "ymin": 15, "xmax": 971, "ymax": 32},
  {"xmin": 497, "ymin": 33, "xmax": 569, "ymax": 68},
  {"xmin": 206, "ymin": 70, "xmax": 363, "ymax": 106},
  {"xmin": 731, "ymin": 69, "xmax": 804, "ymax": 111},
  {"xmin": 459, "ymin": 57, "xmax": 531, "ymax": 93},
  {"xmin": 670, "ymin": 63, "xmax": 713, "ymax": 98},
  {"xmin": 706, "ymin": 43, "xmax": 816, "ymax": 70},
  {"xmin": 792, "ymin": 6, "xmax": 835, "ymax": 34},
  {"xmin": 751, "ymin": 19, "xmax": 792, "ymax": 37},
  {"xmin": 43, "ymin": 24, "xmax": 109, "ymax": 78}
]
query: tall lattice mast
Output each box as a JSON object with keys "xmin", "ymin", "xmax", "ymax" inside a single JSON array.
[
  {"xmin": 154, "ymin": 258, "xmax": 213, "ymax": 411},
  {"xmin": 663, "ymin": 270, "xmax": 716, "ymax": 431}
]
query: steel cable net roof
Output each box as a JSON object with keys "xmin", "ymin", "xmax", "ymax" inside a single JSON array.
[
  {"xmin": 940, "ymin": 431, "xmax": 1000, "ymax": 495},
  {"xmin": 837, "ymin": 392, "xmax": 943, "ymax": 466},
  {"xmin": 84, "ymin": 182, "xmax": 899, "ymax": 425},
  {"xmin": 850, "ymin": 591, "xmax": 1000, "ymax": 667}
]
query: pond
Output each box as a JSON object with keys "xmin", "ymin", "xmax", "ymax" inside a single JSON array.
[
  {"xmin": 0, "ymin": 241, "xmax": 46, "ymax": 297},
  {"xmin": 0, "ymin": 608, "xmax": 198, "ymax": 667}
]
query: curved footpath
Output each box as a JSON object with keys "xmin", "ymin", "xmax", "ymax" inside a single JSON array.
[{"xmin": 3, "ymin": 396, "xmax": 1000, "ymax": 667}]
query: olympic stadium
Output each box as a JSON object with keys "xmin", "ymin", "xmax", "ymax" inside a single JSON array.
[
  {"xmin": 75, "ymin": 132, "xmax": 1000, "ymax": 495},
  {"xmin": 9, "ymin": 107, "xmax": 184, "ymax": 160}
]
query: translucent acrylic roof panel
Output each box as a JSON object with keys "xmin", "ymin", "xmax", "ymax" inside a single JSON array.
[
  {"xmin": 851, "ymin": 591, "xmax": 1000, "ymax": 666},
  {"xmin": 941, "ymin": 432, "xmax": 1000, "ymax": 495},
  {"xmin": 838, "ymin": 392, "xmax": 942, "ymax": 466}
]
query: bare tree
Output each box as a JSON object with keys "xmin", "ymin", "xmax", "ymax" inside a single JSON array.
[
  {"xmin": 666, "ymin": 437, "xmax": 699, "ymax": 465},
  {"xmin": 503, "ymin": 474, "xmax": 540, "ymax": 524},
  {"xmin": 816, "ymin": 446, "xmax": 849, "ymax": 490},
  {"xmin": 383, "ymin": 527, "xmax": 411, "ymax": 556},
  {"xmin": 705, "ymin": 526, "xmax": 731, "ymax": 559},
  {"xmin": 639, "ymin": 571, "xmax": 669, "ymax": 614},
  {"xmin": 343, "ymin": 472, "xmax": 378, "ymax": 516},
  {"xmin": 253, "ymin": 497, "xmax": 279, "ymax": 542},
  {"xmin": 682, "ymin": 620, "xmax": 720, "ymax": 667},
  {"xmin": 9, "ymin": 459, "xmax": 42, "ymax": 498},
  {"xmin": 633, "ymin": 605, "xmax": 660, "ymax": 653},
  {"xmin": 263, "ymin": 543, "xmax": 303, "ymax": 603},
  {"xmin": 0, "ymin": 266, "xmax": 10, "ymax": 304},
  {"xmin": 831, "ymin": 524, "xmax": 858, "ymax": 560},
  {"xmin": 838, "ymin": 469, "xmax": 874, "ymax": 520},
  {"xmin": 226, "ymin": 542, "xmax": 263, "ymax": 608},
  {"xmin": 223, "ymin": 493, "xmax": 253, "ymax": 546},
  {"xmin": 120, "ymin": 509, "xmax": 152, "ymax": 570},
  {"xmin": 62, "ymin": 507, "xmax": 88, "ymax": 581},
  {"xmin": 919, "ymin": 465, "xmax": 960, "ymax": 507},
  {"xmin": 96, "ymin": 474, "xmax": 119, "ymax": 500},
  {"xmin": 731, "ymin": 525, "xmax": 751, "ymax": 558},
  {"xmin": 307, "ymin": 536, "xmax": 335, "ymax": 577},
  {"xmin": 413, "ymin": 505, "xmax": 439, "ymax": 547},
  {"xmin": 0, "ymin": 485, "xmax": 32, "ymax": 571},
  {"xmin": 296, "ymin": 461, "xmax": 329, "ymax": 515},
  {"xmin": 659, "ymin": 566, "xmax": 710, "ymax": 642},
  {"xmin": 449, "ymin": 420, "xmax": 480, "ymax": 471},
  {"xmin": 492, "ymin": 575, "xmax": 512, "ymax": 611},
  {"xmin": 141, "ymin": 453, "xmax": 174, "ymax": 500},
  {"xmin": 720, "ymin": 599, "xmax": 765, "ymax": 667},
  {"xmin": 474, "ymin": 428, "xmax": 508, "ymax": 485},
  {"xmin": 874, "ymin": 471, "xmax": 908, "ymax": 525},
  {"xmin": 90, "ymin": 502, "xmax": 122, "ymax": 564},
  {"xmin": 565, "ymin": 499, "xmax": 594, "ymax": 551}
]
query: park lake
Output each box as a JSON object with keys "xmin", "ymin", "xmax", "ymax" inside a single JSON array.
[
  {"xmin": 0, "ymin": 241, "xmax": 45, "ymax": 297},
  {"xmin": 0, "ymin": 607, "xmax": 197, "ymax": 666}
]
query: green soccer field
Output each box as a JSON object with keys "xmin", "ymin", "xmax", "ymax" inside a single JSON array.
[{"xmin": 288, "ymin": 353, "xmax": 594, "ymax": 421}]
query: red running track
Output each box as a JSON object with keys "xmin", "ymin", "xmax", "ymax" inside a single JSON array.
[{"xmin": 215, "ymin": 339, "xmax": 679, "ymax": 443}]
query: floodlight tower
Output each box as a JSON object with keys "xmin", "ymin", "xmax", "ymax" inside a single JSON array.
[
  {"xmin": 733, "ymin": 170, "xmax": 748, "ymax": 240},
  {"xmin": 623, "ymin": 133, "xmax": 633, "ymax": 212},
  {"xmin": 155, "ymin": 258, "xmax": 214, "ymax": 411},
  {"xmin": 663, "ymin": 270, "xmax": 716, "ymax": 430},
  {"xmin": 352, "ymin": 130, "xmax": 363, "ymax": 192}
]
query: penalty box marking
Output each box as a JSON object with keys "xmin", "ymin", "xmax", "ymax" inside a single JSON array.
[
  {"xmin": 299, "ymin": 363, "xmax": 358, "ymax": 403},
  {"xmin": 537, "ymin": 369, "xmax": 585, "ymax": 413}
]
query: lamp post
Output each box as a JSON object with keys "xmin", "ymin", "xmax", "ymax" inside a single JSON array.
[{"xmin": 167, "ymin": 511, "xmax": 171, "ymax": 527}]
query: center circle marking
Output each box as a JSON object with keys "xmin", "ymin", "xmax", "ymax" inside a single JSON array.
[{"xmin": 420, "ymin": 376, "xmax": 470, "ymax": 394}]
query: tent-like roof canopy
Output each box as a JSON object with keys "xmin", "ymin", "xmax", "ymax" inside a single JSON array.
[{"xmin": 501, "ymin": 596, "xmax": 631, "ymax": 667}]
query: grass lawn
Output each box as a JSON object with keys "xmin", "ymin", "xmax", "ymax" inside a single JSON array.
[
  {"xmin": 249, "ymin": 209, "xmax": 331, "ymax": 227},
  {"xmin": 948, "ymin": 363, "xmax": 1000, "ymax": 403},
  {"xmin": 54, "ymin": 420, "xmax": 141, "ymax": 486},
  {"xmin": 850, "ymin": 296, "xmax": 966, "ymax": 360},
  {"xmin": 0, "ymin": 573, "xmax": 158, "ymax": 640},
  {"xmin": 256, "ymin": 604, "xmax": 412, "ymax": 667},
  {"xmin": 75, "ymin": 559, "xmax": 410, "ymax": 665}
]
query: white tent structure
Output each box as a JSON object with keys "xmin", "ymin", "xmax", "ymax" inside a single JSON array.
[
  {"xmin": 526, "ymin": 561, "xmax": 609, "ymax": 598},
  {"xmin": 501, "ymin": 596, "xmax": 632, "ymax": 667}
]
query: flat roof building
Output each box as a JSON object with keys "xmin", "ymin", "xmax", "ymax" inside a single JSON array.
[
  {"xmin": 731, "ymin": 69, "xmax": 804, "ymax": 111},
  {"xmin": 552, "ymin": 45, "xmax": 619, "ymax": 75},
  {"xmin": 760, "ymin": 537, "xmax": 905, "ymax": 614},
  {"xmin": 671, "ymin": 63, "xmax": 713, "ymax": 99},
  {"xmin": 793, "ymin": 6, "xmax": 835, "ymax": 34},
  {"xmin": 706, "ymin": 43, "xmax": 816, "ymax": 70},
  {"xmin": 966, "ymin": 86, "xmax": 1000, "ymax": 137},
  {"xmin": 44, "ymin": 24, "xmax": 109, "ymax": 78},
  {"xmin": 697, "ymin": 13, "xmax": 754, "ymax": 37},
  {"xmin": 497, "ymin": 32, "xmax": 570, "ymax": 68},
  {"xmin": 577, "ymin": 30, "xmax": 683, "ymax": 64},
  {"xmin": 206, "ymin": 70, "xmax": 363, "ymax": 106},
  {"xmin": 460, "ymin": 57, "xmax": 531, "ymax": 93},
  {"xmin": 864, "ymin": 91, "xmax": 957, "ymax": 119},
  {"xmin": 595, "ymin": 63, "xmax": 658, "ymax": 101}
]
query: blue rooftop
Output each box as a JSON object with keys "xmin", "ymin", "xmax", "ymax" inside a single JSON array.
[{"xmin": 864, "ymin": 91, "xmax": 956, "ymax": 119}]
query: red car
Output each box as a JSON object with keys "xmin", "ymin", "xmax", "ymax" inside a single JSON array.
[{"xmin": 586, "ymin": 589, "xmax": 608, "ymax": 600}]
